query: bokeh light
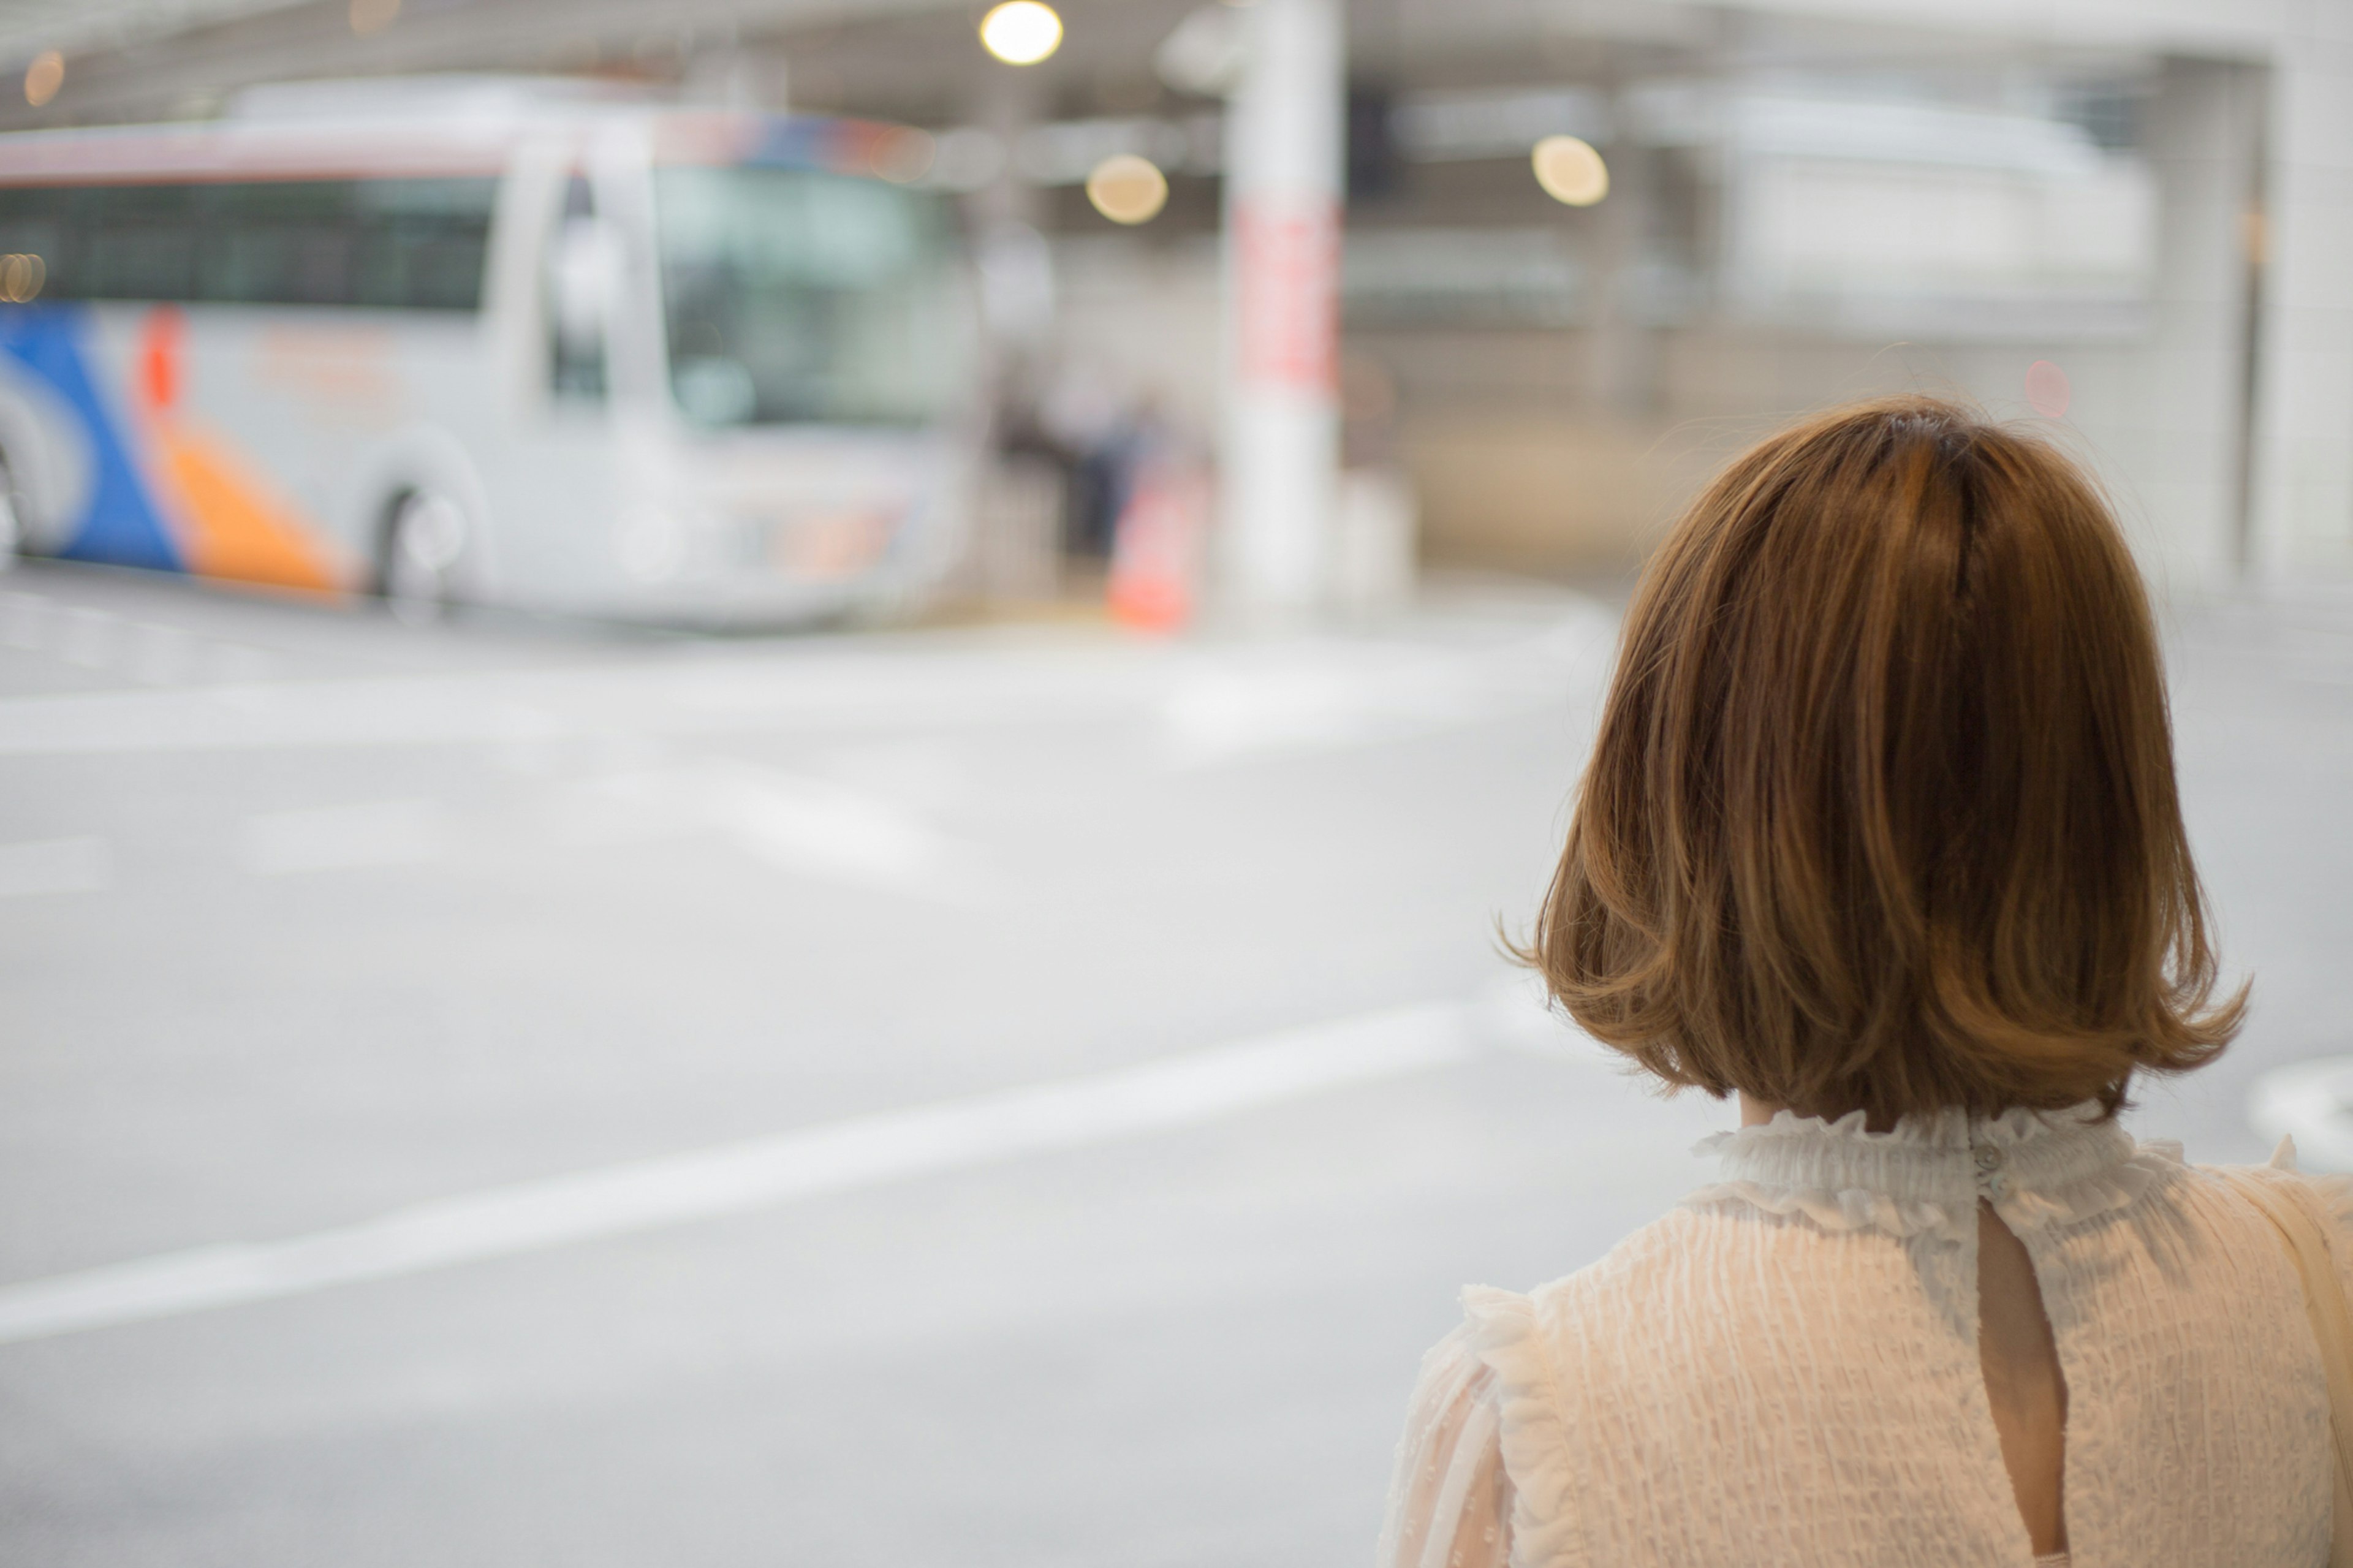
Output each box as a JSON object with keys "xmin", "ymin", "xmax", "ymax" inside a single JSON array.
[
  {"xmin": 23, "ymin": 51, "xmax": 63, "ymax": 108},
  {"xmin": 0, "ymin": 254, "xmax": 45, "ymax": 303},
  {"xmin": 980, "ymin": 1, "xmax": 1063, "ymax": 65},
  {"xmin": 2025, "ymin": 359, "xmax": 2071, "ymax": 419},
  {"xmin": 1085, "ymin": 154, "xmax": 1169, "ymax": 225},
  {"xmin": 1531, "ymin": 134, "xmax": 1608, "ymax": 206}
]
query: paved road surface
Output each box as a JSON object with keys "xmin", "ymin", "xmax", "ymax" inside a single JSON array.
[{"xmin": 0, "ymin": 561, "xmax": 2344, "ymax": 1566}]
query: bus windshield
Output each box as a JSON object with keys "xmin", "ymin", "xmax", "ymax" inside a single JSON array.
[{"xmin": 654, "ymin": 167, "xmax": 963, "ymax": 430}]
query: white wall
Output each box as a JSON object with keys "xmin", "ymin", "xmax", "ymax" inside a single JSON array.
[
  {"xmin": 2248, "ymin": 31, "xmax": 2353, "ymax": 585},
  {"xmin": 1718, "ymin": 0, "xmax": 2353, "ymax": 586}
]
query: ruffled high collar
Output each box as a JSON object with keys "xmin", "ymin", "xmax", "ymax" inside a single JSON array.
[{"xmin": 1685, "ymin": 1102, "xmax": 2184, "ymax": 1243}]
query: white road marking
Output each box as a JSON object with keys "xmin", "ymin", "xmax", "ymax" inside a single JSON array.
[
  {"xmin": 1162, "ymin": 659, "xmax": 1419, "ymax": 764},
  {"xmin": 695, "ymin": 760, "xmax": 974, "ymax": 899},
  {"xmin": 240, "ymin": 799, "xmax": 447, "ymax": 876},
  {"xmin": 1161, "ymin": 613, "xmax": 1618, "ymax": 766},
  {"xmin": 0, "ymin": 1002, "xmax": 1479, "ymax": 1346},
  {"xmin": 0, "ymin": 589, "xmax": 277, "ymax": 687},
  {"xmin": 0, "ymin": 605, "xmax": 1618, "ymax": 760},
  {"xmin": 0, "ymin": 654, "xmax": 1153, "ymax": 756},
  {"xmin": 0, "ymin": 834, "xmax": 109, "ymax": 898},
  {"xmin": 2248, "ymin": 1055, "xmax": 2353, "ymax": 1172},
  {"xmin": 572, "ymin": 759, "xmax": 982, "ymax": 900}
]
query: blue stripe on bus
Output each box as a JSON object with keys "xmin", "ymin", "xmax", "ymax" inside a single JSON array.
[{"xmin": 0, "ymin": 305, "xmax": 183, "ymax": 572}]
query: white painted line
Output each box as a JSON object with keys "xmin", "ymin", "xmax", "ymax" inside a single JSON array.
[
  {"xmin": 240, "ymin": 799, "xmax": 447, "ymax": 876},
  {"xmin": 2248, "ymin": 1055, "xmax": 2353, "ymax": 1172},
  {"xmin": 574, "ymin": 760, "xmax": 980, "ymax": 900},
  {"xmin": 0, "ymin": 835, "xmax": 109, "ymax": 898},
  {"xmin": 1158, "ymin": 610, "xmax": 1621, "ymax": 767},
  {"xmin": 1160, "ymin": 650, "xmax": 1493, "ymax": 766},
  {"xmin": 694, "ymin": 760, "xmax": 976, "ymax": 900},
  {"xmin": 0, "ymin": 603, "xmax": 1620, "ymax": 758},
  {"xmin": 0, "ymin": 1002, "xmax": 1477, "ymax": 1346}
]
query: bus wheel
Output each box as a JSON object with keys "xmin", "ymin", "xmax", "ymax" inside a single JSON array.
[{"xmin": 380, "ymin": 489, "xmax": 468, "ymax": 624}]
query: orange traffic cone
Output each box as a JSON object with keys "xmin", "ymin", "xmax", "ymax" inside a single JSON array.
[{"xmin": 1107, "ymin": 452, "xmax": 1207, "ymax": 632}]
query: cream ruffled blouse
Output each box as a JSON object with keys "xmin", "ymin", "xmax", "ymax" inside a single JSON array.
[{"xmin": 1376, "ymin": 1103, "xmax": 2350, "ymax": 1568}]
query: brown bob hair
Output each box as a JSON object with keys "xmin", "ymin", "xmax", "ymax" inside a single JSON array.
[{"xmin": 1526, "ymin": 396, "xmax": 2244, "ymax": 1125}]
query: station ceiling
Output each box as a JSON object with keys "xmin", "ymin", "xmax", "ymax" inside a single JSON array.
[{"xmin": 0, "ymin": 0, "xmax": 2144, "ymax": 137}]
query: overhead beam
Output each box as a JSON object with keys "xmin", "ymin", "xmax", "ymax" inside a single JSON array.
[{"xmin": 0, "ymin": 0, "xmax": 990, "ymax": 130}]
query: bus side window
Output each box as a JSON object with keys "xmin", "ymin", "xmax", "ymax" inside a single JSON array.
[
  {"xmin": 0, "ymin": 178, "xmax": 493, "ymax": 310},
  {"xmin": 546, "ymin": 176, "xmax": 609, "ymax": 401},
  {"xmin": 0, "ymin": 187, "xmax": 64, "ymax": 298}
]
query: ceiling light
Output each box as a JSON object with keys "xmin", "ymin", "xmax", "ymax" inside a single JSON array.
[
  {"xmin": 980, "ymin": 2, "xmax": 1063, "ymax": 66},
  {"xmin": 1532, "ymin": 135, "xmax": 1608, "ymax": 206}
]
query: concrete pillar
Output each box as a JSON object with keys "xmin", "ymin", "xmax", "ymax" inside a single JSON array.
[
  {"xmin": 1582, "ymin": 127, "xmax": 1658, "ymax": 417},
  {"xmin": 2248, "ymin": 34, "xmax": 2353, "ymax": 582},
  {"xmin": 2113, "ymin": 58, "xmax": 2264, "ymax": 591},
  {"xmin": 966, "ymin": 65, "xmax": 1061, "ymax": 599},
  {"xmin": 970, "ymin": 64, "xmax": 1055, "ymax": 351},
  {"xmin": 972, "ymin": 64, "xmax": 1047, "ymax": 233},
  {"xmin": 1219, "ymin": 0, "xmax": 1345, "ymax": 616}
]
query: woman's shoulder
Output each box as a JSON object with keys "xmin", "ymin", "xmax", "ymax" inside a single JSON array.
[
  {"xmin": 1439, "ymin": 1208, "xmax": 1767, "ymax": 1410},
  {"xmin": 2188, "ymin": 1138, "xmax": 2353, "ymax": 1292},
  {"xmin": 1493, "ymin": 1196, "xmax": 1836, "ymax": 1334},
  {"xmin": 1419, "ymin": 1208, "xmax": 1838, "ymax": 1568}
]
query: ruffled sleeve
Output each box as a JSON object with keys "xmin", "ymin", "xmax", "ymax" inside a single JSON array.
[
  {"xmin": 2264, "ymin": 1135, "xmax": 2353, "ymax": 1300},
  {"xmin": 1376, "ymin": 1319, "xmax": 1514, "ymax": 1568},
  {"xmin": 1380, "ymin": 1288, "xmax": 1585, "ymax": 1568},
  {"xmin": 1459, "ymin": 1286, "xmax": 1581, "ymax": 1568}
]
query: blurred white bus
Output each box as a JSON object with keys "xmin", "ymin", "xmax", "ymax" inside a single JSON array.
[{"xmin": 0, "ymin": 79, "xmax": 980, "ymax": 626}]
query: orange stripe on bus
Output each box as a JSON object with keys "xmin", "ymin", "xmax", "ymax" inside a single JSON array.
[
  {"xmin": 133, "ymin": 305, "xmax": 346, "ymax": 594},
  {"xmin": 153, "ymin": 426, "xmax": 342, "ymax": 593}
]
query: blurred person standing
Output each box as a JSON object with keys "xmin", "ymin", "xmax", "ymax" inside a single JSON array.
[
  {"xmin": 1030, "ymin": 354, "xmax": 1147, "ymax": 561},
  {"xmin": 1379, "ymin": 398, "xmax": 2347, "ymax": 1568}
]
